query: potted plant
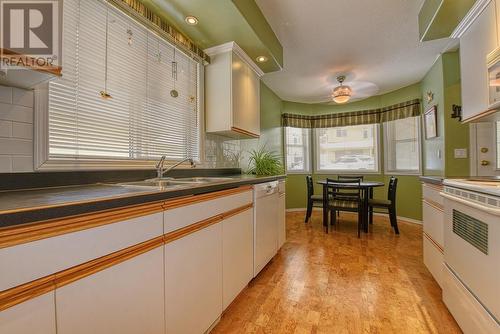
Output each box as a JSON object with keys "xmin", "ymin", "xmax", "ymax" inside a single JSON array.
[{"xmin": 247, "ymin": 146, "xmax": 284, "ymax": 176}]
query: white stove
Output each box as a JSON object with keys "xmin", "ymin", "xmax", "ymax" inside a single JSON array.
[{"xmin": 440, "ymin": 178, "xmax": 500, "ymax": 333}]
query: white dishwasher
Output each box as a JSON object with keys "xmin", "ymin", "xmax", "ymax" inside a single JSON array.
[{"xmin": 253, "ymin": 181, "xmax": 279, "ymax": 276}]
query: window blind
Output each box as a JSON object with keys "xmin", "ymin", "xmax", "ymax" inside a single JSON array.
[{"xmin": 48, "ymin": 0, "xmax": 200, "ymax": 163}]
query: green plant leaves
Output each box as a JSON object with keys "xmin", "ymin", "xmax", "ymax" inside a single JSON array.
[{"xmin": 247, "ymin": 146, "xmax": 283, "ymax": 176}]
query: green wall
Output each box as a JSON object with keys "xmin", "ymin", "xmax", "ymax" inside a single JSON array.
[
  {"xmin": 282, "ymin": 83, "xmax": 424, "ymax": 221},
  {"xmin": 420, "ymin": 51, "xmax": 469, "ymax": 177}
]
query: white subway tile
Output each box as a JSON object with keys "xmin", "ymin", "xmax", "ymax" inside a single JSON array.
[
  {"xmin": 0, "ymin": 138, "xmax": 32, "ymax": 155},
  {"xmin": 0, "ymin": 103, "xmax": 33, "ymax": 123},
  {"xmin": 12, "ymin": 88, "xmax": 34, "ymax": 107},
  {"xmin": 0, "ymin": 86, "xmax": 12, "ymax": 104},
  {"xmin": 12, "ymin": 122, "xmax": 33, "ymax": 139},
  {"xmin": 0, "ymin": 120, "xmax": 12, "ymax": 137},
  {"xmin": 0, "ymin": 155, "xmax": 12, "ymax": 172},
  {"xmin": 11, "ymin": 156, "xmax": 33, "ymax": 172}
]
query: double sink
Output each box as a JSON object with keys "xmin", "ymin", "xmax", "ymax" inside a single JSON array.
[{"xmin": 119, "ymin": 177, "xmax": 237, "ymax": 190}]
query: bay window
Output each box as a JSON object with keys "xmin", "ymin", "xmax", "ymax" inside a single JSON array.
[
  {"xmin": 384, "ymin": 116, "xmax": 421, "ymax": 173},
  {"xmin": 315, "ymin": 124, "xmax": 379, "ymax": 173},
  {"xmin": 36, "ymin": 0, "xmax": 201, "ymax": 170},
  {"xmin": 285, "ymin": 127, "xmax": 311, "ymax": 173}
]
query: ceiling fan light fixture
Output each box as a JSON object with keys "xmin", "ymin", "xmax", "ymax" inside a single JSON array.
[{"xmin": 332, "ymin": 75, "xmax": 352, "ymax": 104}]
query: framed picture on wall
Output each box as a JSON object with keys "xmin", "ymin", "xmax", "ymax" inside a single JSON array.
[{"xmin": 424, "ymin": 105, "xmax": 437, "ymax": 139}]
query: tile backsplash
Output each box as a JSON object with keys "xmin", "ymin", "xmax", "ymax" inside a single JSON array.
[{"xmin": 0, "ymin": 85, "xmax": 34, "ymax": 173}]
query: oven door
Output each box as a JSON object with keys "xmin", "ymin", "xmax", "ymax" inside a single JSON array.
[{"xmin": 442, "ymin": 191, "xmax": 500, "ymax": 323}]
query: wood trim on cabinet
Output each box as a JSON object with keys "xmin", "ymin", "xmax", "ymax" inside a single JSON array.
[
  {"xmin": 0, "ymin": 202, "xmax": 253, "ymax": 311},
  {"xmin": 422, "ymin": 199, "xmax": 444, "ymax": 212},
  {"xmin": 0, "ymin": 48, "xmax": 62, "ymax": 76},
  {"xmin": 162, "ymin": 185, "xmax": 253, "ymax": 210},
  {"xmin": 461, "ymin": 108, "xmax": 498, "ymax": 123},
  {"xmin": 0, "ymin": 186, "xmax": 253, "ymax": 249},
  {"xmin": 423, "ymin": 231, "xmax": 444, "ymax": 254},
  {"xmin": 0, "ymin": 201, "xmax": 165, "ymax": 249},
  {"xmin": 230, "ymin": 127, "xmax": 260, "ymax": 138}
]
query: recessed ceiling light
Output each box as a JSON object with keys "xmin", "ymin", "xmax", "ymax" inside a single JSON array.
[
  {"xmin": 256, "ymin": 56, "xmax": 268, "ymax": 63},
  {"xmin": 185, "ymin": 16, "xmax": 198, "ymax": 25}
]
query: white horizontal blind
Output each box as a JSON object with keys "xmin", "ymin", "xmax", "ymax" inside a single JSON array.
[
  {"xmin": 48, "ymin": 0, "xmax": 200, "ymax": 163},
  {"xmin": 384, "ymin": 116, "xmax": 420, "ymax": 173},
  {"xmin": 285, "ymin": 127, "xmax": 310, "ymax": 172}
]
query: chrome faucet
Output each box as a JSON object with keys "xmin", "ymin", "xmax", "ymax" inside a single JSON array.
[{"xmin": 156, "ymin": 156, "xmax": 196, "ymax": 179}]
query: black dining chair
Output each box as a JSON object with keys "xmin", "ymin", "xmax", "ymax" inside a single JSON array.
[
  {"xmin": 305, "ymin": 175, "xmax": 323, "ymax": 223},
  {"xmin": 326, "ymin": 178, "xmax": 363, "ymax": 237},
  {"xmin": 335, "ymin": 176, "xmax": 364, "ymax": 218},
  {"xmin": 368, "ymin": 176, "xmax": 399, "ymax": 234}
]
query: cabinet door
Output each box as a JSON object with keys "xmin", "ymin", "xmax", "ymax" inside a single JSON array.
[
  {"xmin": 232, "ymin": 52, "xmax": 247, "ymax": 131},
  {"xmin": 165, "ymin": 223, "xmax": 223, "ymax": 334},
  {"xmin": 278, "ymin": 193, "xmax": 286, "ymax": 249},
  {"xmin": 0, "ymin": 292, "xmax": 56, "ymax": 334},
  {"xmin": 254, "ymin": 192, "xmax": 279, "ymax": 276},
  {"xmin": 460, "ymin": 1, "xmax": 497, "ymax": 120},
  {"xmin": 246, "ymin": 64, "xmax": 261, "ymax": 136},
  {"xmin": 56, "ymin": 248, "xmax": 165, "ymax": 334},
  {"xmin": 222, "ymin": 208, "xmax": 253, "ymax": 310}
]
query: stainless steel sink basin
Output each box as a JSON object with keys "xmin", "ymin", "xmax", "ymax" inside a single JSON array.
[
  {"xmin": 118, "ymin": 176, "xmax": 236, "ymax": 189},
  {"xmin": 171, "ymin": 177, "xmax": 235, "ymax": 184}
]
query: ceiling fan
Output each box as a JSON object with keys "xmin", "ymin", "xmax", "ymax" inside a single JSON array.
[{"xmin": 329, "ymin": 75, "xmax": 379, "ymax": 104}]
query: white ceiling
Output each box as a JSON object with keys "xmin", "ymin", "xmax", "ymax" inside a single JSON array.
[{"xmin": 255, "ymin": 0, "xmax": 454, "ymax": 104}]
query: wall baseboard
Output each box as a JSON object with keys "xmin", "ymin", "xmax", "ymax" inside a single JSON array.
[{"xmin": 285, "ymin": 208, "xmax": 422, "ymax": 225}]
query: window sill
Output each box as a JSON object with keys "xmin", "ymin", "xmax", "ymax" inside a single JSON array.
[{"xmin": 314, "ymin": 170, "xmax": 381, "ymax": 175}]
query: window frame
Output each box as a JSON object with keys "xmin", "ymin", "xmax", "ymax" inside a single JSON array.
[
  {"xmin": 34, "ymin": 10, "xmax": 204, "ymax": 171},
  {"xmin": 383, "ymin": 116, "xmax": 422, "ymax": 176},
  {"xmin": 284, "ymin": 126, "xmax": 312, "ymax": 174},
  {"xmin": 313, "ymin": 124, "xmax": 382, "ymax": 175}
]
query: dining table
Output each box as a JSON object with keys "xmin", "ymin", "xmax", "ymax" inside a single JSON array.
[{"xmin": 317, "ymin": 180, "xmax": 385, "ymax": 233}]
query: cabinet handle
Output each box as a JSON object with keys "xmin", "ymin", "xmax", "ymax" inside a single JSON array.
[{"xmin": 480, "ymin": 160, "xmax": 490, "ymax": 166}]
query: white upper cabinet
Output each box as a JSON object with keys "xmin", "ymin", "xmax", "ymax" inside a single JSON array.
[
  {"xmin": 460, "ymin": 1, "xmax": 498, "ymax": 121},
  {"xmin": 205, "ymin": 42, "xmax": 262, "ymax": 138}
]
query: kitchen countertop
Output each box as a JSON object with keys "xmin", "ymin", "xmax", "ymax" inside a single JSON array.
[
  {"xmin": 419, "ymin": 176, "xmax": 445, "ymax": 185},
  {"xmin": 0, "ymin": 174, "xmax": 286, "ymax": 228}
]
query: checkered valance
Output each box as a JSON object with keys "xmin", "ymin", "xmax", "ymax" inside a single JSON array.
[{"xmin": 282, "ymin": 99, "xmax": 421, "ymax": 128}]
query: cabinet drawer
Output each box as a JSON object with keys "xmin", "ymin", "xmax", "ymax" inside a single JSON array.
[
  {"xmin": 423, "ymin": 235, "xmax": 444, "ymax": 288},
  {"xmin": 163, "ymin": 190, "xmax": 253, "ymax": 233},
  {"xmin": 423, "ymin": 200, "xmax": 444, "ymax": 247},
  {"xmin": 443, "ymin": 265, "xmax": 499, "ymax": 334},
  {"xmin": 422, "ymin": 183, "xmax": 443, "ymax": 206},
  {"xmin": 0, "ymin": 212, "xmax": 163, "ymax": 291}
]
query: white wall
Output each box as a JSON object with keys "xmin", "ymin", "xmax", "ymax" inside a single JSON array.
[{"xmin": 0, "ymin": 85, "xmax": 34, "ymax": 173}]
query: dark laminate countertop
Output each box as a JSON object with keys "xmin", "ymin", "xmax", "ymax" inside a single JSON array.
[
  {"xmin": 0, "ymin": 174, "xmax": 286, "ymax": 228},
  {"xmin": 419, "ymin": 176, "xmax": 445, "ymax": 185}
]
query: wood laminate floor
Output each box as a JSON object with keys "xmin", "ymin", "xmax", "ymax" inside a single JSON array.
[{"xmin": 212, "ymin": 211, "xmax": 461, "ymax": 334}]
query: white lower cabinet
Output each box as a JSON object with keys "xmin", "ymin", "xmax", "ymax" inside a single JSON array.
[
  {"xmin": 222, "ymin": 208, "xmax": 254, "ymax": 310},
  {"xmin": 55, "ymin": 247, "xmax": 165, "ymax": 334},
  {"xmin": 0, "ymin": 292, "xmax": 56, "ymax": 334},
  {"xmin": 165, "ymin": 222, "xmax": 223, "ymax": 334}
]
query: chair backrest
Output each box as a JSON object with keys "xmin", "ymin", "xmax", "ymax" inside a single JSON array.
[
  {"xmin": 388, "ymin": 176, "xmax": 398, "ymax": 204},
  {"xmin": 326, "ymin": 178, "xmax": 361, "ymax": 201},
  {"xmin": 306, "ymin": 175, "xmax": 314, "ymax": 199},
  {"xmin": 338, "ymin": 175, "xmax": 364, "ymax": 181}
]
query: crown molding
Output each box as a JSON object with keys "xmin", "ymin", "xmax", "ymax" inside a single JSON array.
[
  {"xmin": 450, "ymin": 0, "xmax": 493, "ymax": 39},
  {"xmin": 204, "ymin": 41, "xmax": 264, "ymax": 77}
]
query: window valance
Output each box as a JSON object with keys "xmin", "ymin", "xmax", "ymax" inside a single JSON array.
[{"xmin": 282, "ymin": 99, "xmax": 421, "ymax": 128}]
